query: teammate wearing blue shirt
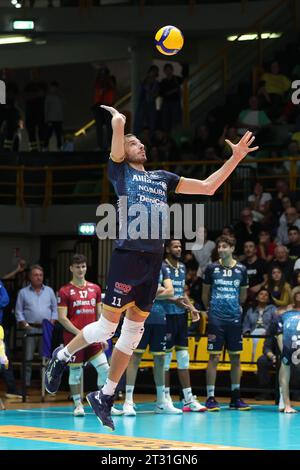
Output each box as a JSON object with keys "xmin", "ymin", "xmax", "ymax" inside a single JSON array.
[
  {"xmin": 202, "ymin": 235, "xmax": 250, "ymax": 411},
  {"xmin": 270, "ymin": 291, "xmax": 300, "ymax": 413},
  {"xmin": 45, "ymin": 104, "xmax": 258, "ymax": 430},
  {"xmin": 163, "ymin": 240, "xmax": 207, "ymax": 412},
  {"xmin": 122, "ymin": 264, "xmax": 182, "ymax": 415}
]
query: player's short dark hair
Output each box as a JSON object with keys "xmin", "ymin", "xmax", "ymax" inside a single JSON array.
[
  {"xmin": 216, "ymin": 235, "xmax": 236, "ymax": 248},
  {"xmin": 288, "ymin": 225, "xmax": 300, "ymax": 233},
  {"xmin": 71, "ymin": 254, "xmax": 87, "ymax": 266}
]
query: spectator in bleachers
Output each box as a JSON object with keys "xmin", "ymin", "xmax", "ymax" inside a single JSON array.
[
  {"xmin": 133, "ymin": 65, "xmax": 160, "ymax": 137},
  {"xmin": 283, "ymin": 140, "xmax": 300, "ymax": 173},
  {"xmin": 264, "ymin": 266, "xmax": 292, "ymax": 308},
  {"xmin": 191, "ymin": 227, "xmax": 216, "ymax": 279},
  {"xmin": 257, "ymin": 230, "xmax": 276, "ymax": 263},
  {"xmin": 258, "ymin": 61, "xmax": 291, "ymax": 121},
  {"xmin": 286, "ymin": 226, "xmax": 300, "ymax": 260},
  {"xmin": 248, "ymin": 181, "xmax": 272, "ymax": 212},
  {"xmin": 15, "ymin": 265, "xmax": 57, "ymax": 388},
  {"xmin": 242, "ymin": 240, "xmax": 268, "ymax": 305},
  {"xmin": 236, "ymin": 96, "xmax": 271, "ymax": 143},
  {"xmin": 234, "ymin": 208, "xmax": 262, "ymax": 256},
  {"xmin": 291, "ymin": 269, "xmax": 300, "ymax": 298},
  {"xmin": 271, "ymin": 179, "xmax": 295, "ymax": 220},
  {"xmin": 276, "ymin": 207, "xmax": 300, "ymax": 245},
  {"xmin": 92, "ymin": 64, "xmax": 116, "ymax": 152},
  {"xmin": 159, "ymin": 63, "xmax": 183, "ymax": 133},
  {"xmin": 218, "ymin": 125, "xmax": 239, "ymax": 158},
  {"xmin": 44, "ymin": 81, "xmax": 63, "ymax": 151},
  {"xmin": 23, "ymin": 69, "xmax": 47, "ymax": 151},
  {"xmin": 279, "ymin": 196, "xmax": 293, "ymax": 224},
  {"xmin": 256, "ymin": 201, "xmax": 277, "ymax": 232},
  {"xmin": 269, "ymin": 245, "xmax": 295, "ymax": 283},
  {"xmin": 243, "ymin": 287, "xmax": 277, "ymax": 361}
]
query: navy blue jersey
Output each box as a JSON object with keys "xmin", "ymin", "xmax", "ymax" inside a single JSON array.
[
  {"xmin": 203, "ymin": 261, "xmax": 248, "ymax": 322},
  {"xmin": 159, "ymin": 260, "xmax": 186, "ymax": 315},
  {"xmin": 146, "ymin": 264, "xmax": 170, "ymax": 325},
  {"xmin": 108, "ymin": 159, "xmax": 181, "ymax": 254},
  {"xmin": 271, "ymin": 310, "xmax": 300, "ymax": 365}
]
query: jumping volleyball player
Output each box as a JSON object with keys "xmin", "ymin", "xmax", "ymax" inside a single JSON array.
[{"xmin": 45, "ymin": 104, "xmax": 258, "ymax": 431}]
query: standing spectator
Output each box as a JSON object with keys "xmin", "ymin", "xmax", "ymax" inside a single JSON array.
[
  {"xmin": 265, "ymin": 266, "xmax": 292, "ymax": 308},
  {"xmin": 23, "ymin": 69, "xmax": 47, "ymax": 151},
  {"xmin": 92, "ymin": 65, "xmax": 116, "ymax": 152},
  {"xmin": 248, "ymin": 182, "xmax": 272, "ymax": 213},
  {"xmin": 242, "ymin": 240, "xmax": 268, "ymax": 305},
  {"xmin": 242, "ymin": 288, "xmax": 277, "ymax": 360},
  {"xmin": 258, "ymin": 61, "xmax": 291, "ymax": 120},
  {"xmin": 191, "ymin": 227, "xmax": 216, "ymax": 279},
  {"xmin": 234, "ymin": 208, "xmax": 262, "ymax": 256},
  {"xmin": 271, "ymin": 179, "xmax": 295, "ymax": 220},
  {"xmin": 159, "ymin": 63, "xmax": 183, "ymax": 133},
  {"xmin": 44, "ymin": 81, "xmax": 63, "ymax": 151},
  {"xmin": 2, "ymin": 82, "xmax": 22, "ymax": 152},
  {"xmin": 15, "ymin": 265, "xmax": 57, "ymax": 388},
  {"xmin": 133, "ymin": 65, "xmax": 160, "ymax": 136}
]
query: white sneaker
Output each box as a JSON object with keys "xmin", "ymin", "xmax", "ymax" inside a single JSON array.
[
  {"xmin": 111, "ymin": 406, "xmax": 124, "ymax": 416},
  {"xmin": 123, "ymin": 401, "xmax": 136, "ymax": 416},
  {"xmin": 182, "ymin": 396, "xmax": 207, "ymax": 412},
  {"xmin": 155, "ymin": 400, "xmax": 183, "ymax": 414},
  {"xmin": 73, "ymin": 404, "xmax": 85, "ymax": 417}
]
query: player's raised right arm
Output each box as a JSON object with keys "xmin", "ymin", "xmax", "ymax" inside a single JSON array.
[{"xmin": 101, "ymin": 105, "xmax": 126, "ymax": 162}]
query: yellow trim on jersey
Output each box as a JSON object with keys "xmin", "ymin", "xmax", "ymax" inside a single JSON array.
[
  {"xmin": 219, "ymin": 259, "xmax": 237, "ymax": 268},
  {"xmin": 152, "ymin": 351, "xmax": 166, "ymax": 356},
  {"xmin": 175, "ymin": 176, "xmax": 185, "ymax": 193},
  {"xmin": 227, "ymin": 350, "xmax": 242, "ymax": 355},
  {"xmin": 110, "ymin": 153, "xmax": 125, "ymax": 163},
  {"xmin": 102, "ymin": 301, "xmax": 135, "ymax": 314},
  {"xmin": 58, "ymin": 306, "xmax": 68, "ymax": 311},
  {"xmin": 208, "ymin": 350, "xmax": 223, "ymax": 355}
]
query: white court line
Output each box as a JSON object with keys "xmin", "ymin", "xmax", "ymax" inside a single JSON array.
[{"xmin": 16, "ymin": 409, "xmax": 154, "ymax": 415}]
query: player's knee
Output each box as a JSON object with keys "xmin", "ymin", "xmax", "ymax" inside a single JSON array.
[
  {"xmin": 209, "ymin": 354, "xmax": 221, "ymax": 364},
  {"xmin": 82, "ymin": 316, "xmax": 118, "ymax": 344},
  {"xmin": 230, "ymin": 354, "xmax": 240, "ymax": 365},
  {"xmin": 164, "ymin": 351, "xmax": 172, "ymax": 371},
  {"xmin": 68, "ymin": 366, "xmax": 82, "ymax": 385},
  {"xmin": 176, "ymin": 349, "xmax": 189, "ymax": 369},
  {"xmin": 115, "ymin": 317, "xmax": 145, "ymax": 356}
]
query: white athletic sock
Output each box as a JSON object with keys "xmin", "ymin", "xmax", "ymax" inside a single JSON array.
[
  {"xmin": 125, "ymin": 385, "xmax": 134, "ymax": 403},
  {"xmin": 72, "ymin": 394, "xmax": 82, "ymax": 407},
  {"xmin": 57, "ymin": 346, "xmax": 72, "ymax": 362},
  {"xmin": 207, "ymin": 385, "xmax": 215, "ymax": 398},
  {"xmin": 102, "ymin": 378, "xmax": 118, "ymax": 396},
  {"xmin": 165, "ymin": 387, "xmax": 171, "ymax": 401},
  {"xmin": 183, "ymin": 387, "xmax": 193, "ymax": 403},
  {"xmin": 156, "ymin": 386, "xmax": 165, "ymax": 404}
]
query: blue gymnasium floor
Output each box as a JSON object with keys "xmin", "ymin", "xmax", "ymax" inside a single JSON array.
[{"xmin": 1, "ymin": 401, "xmax": 300, "ymax": 450}]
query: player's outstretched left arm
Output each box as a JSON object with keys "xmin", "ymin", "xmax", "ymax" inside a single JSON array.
[{"xmin": 176, "ymin": 131, "xmax": 258, "ymax": 195}]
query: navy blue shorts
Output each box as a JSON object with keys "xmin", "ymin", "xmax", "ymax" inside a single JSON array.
[
  {"xmin": 207, "ymin": 320, "xmax": 243, "ymax": 353},
  {"xmin": 136, "ymin": 323, "xmax": 167, "ymax": 354},
  {"xmin": 166, "ymin": 313, "xmax": 188, "ymax": 351},
  {"xmin": 103, "ymin": 249, "xmax": 163, "ymax": 315},
  {"xmin": 282, "ymin": 346, "xmax": 300, "ymax": 366}
]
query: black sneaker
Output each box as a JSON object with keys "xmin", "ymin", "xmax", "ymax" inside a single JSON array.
[
  {"xmin": 86, "ymin": 390, "xmax": 115, "ymax": 431},
  {"xmin": 45, "ymin": 346, "xmax": 67, "ymax": 394},
  {"xmin": 229, "ymin": 398, "xmax": 251, "ymax": 411}
]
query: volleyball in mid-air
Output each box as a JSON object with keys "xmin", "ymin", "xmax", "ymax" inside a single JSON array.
[{"xmin": 155, "ymin": 25, "xmax": 184, "ymax": 56}]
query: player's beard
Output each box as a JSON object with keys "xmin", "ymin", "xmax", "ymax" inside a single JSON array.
[{"xmin": 125, "ymin": 153, "xmax": 147, "ymax": 164}]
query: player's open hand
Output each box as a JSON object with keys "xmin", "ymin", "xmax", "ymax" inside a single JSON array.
[
  {"xmin": 100, "ymin": 105, "xmax": 126, "ymax": 124},
  {"xmin": 225, "ymin": 131, "xmax": 259, "ymax": 162}
]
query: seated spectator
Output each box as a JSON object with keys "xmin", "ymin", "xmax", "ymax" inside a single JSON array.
[
  {"xmin": 248, "ymin": 181, "xmax": 272, "ymax": 213},
  {"xmin": 242, "ymin": 240, "xmax": 268, "ymax": 304},
  {"xmin": 271, "ymin": 179, "xmax": 296, "ymax": 220},
  {"xmin": 291, "ymin": 269, "xmax": 300, "ymax": 298},
  {"xmin": 234, "ymin": 208, "xmax": 262, "ymax": 256},
  {"xmin": 279, "ymin": 195, "xmax": 293, "ymax": 224},
  {"xmin": 264, "ymin": 266, "xmax": 292, "ymax": 308},
  {"xmin": 257, "ymin": 230, "xmax": 276, "ymax": 263},
  {"xmin": 286, "ymin": 226, "xmax": 300, "ymax": 260},
  {"xmin": 191, "ymin": 227, "xmax": 215, "ymax": 279},
  {"xmin": 270, "ymin": 245, "xmax": 295, "ymax": 283},
  {"xmin": 218, "ymin": 125, "xmax": 239, "ymax": 158},
  {"xmin": 258, "ymin": 61, "xmax": 291, "ymax": 121},
  {"xmin": 243, "ymin": 288, "xmax": 277, "ymax": 360},
  {"xmin": 283, "ymin": 140, "xmax": 300, "ymax": 173},
  {"xmin": 237, "ymin": 96, "xmax": 271, "ymax": 141},
  {"xmin": 256, "ymin": 202, "xmax": 277, "ymax": 232},
  {"xmin": 276, "ymin": 207, "xmax": 300, "ymax": 245}
]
